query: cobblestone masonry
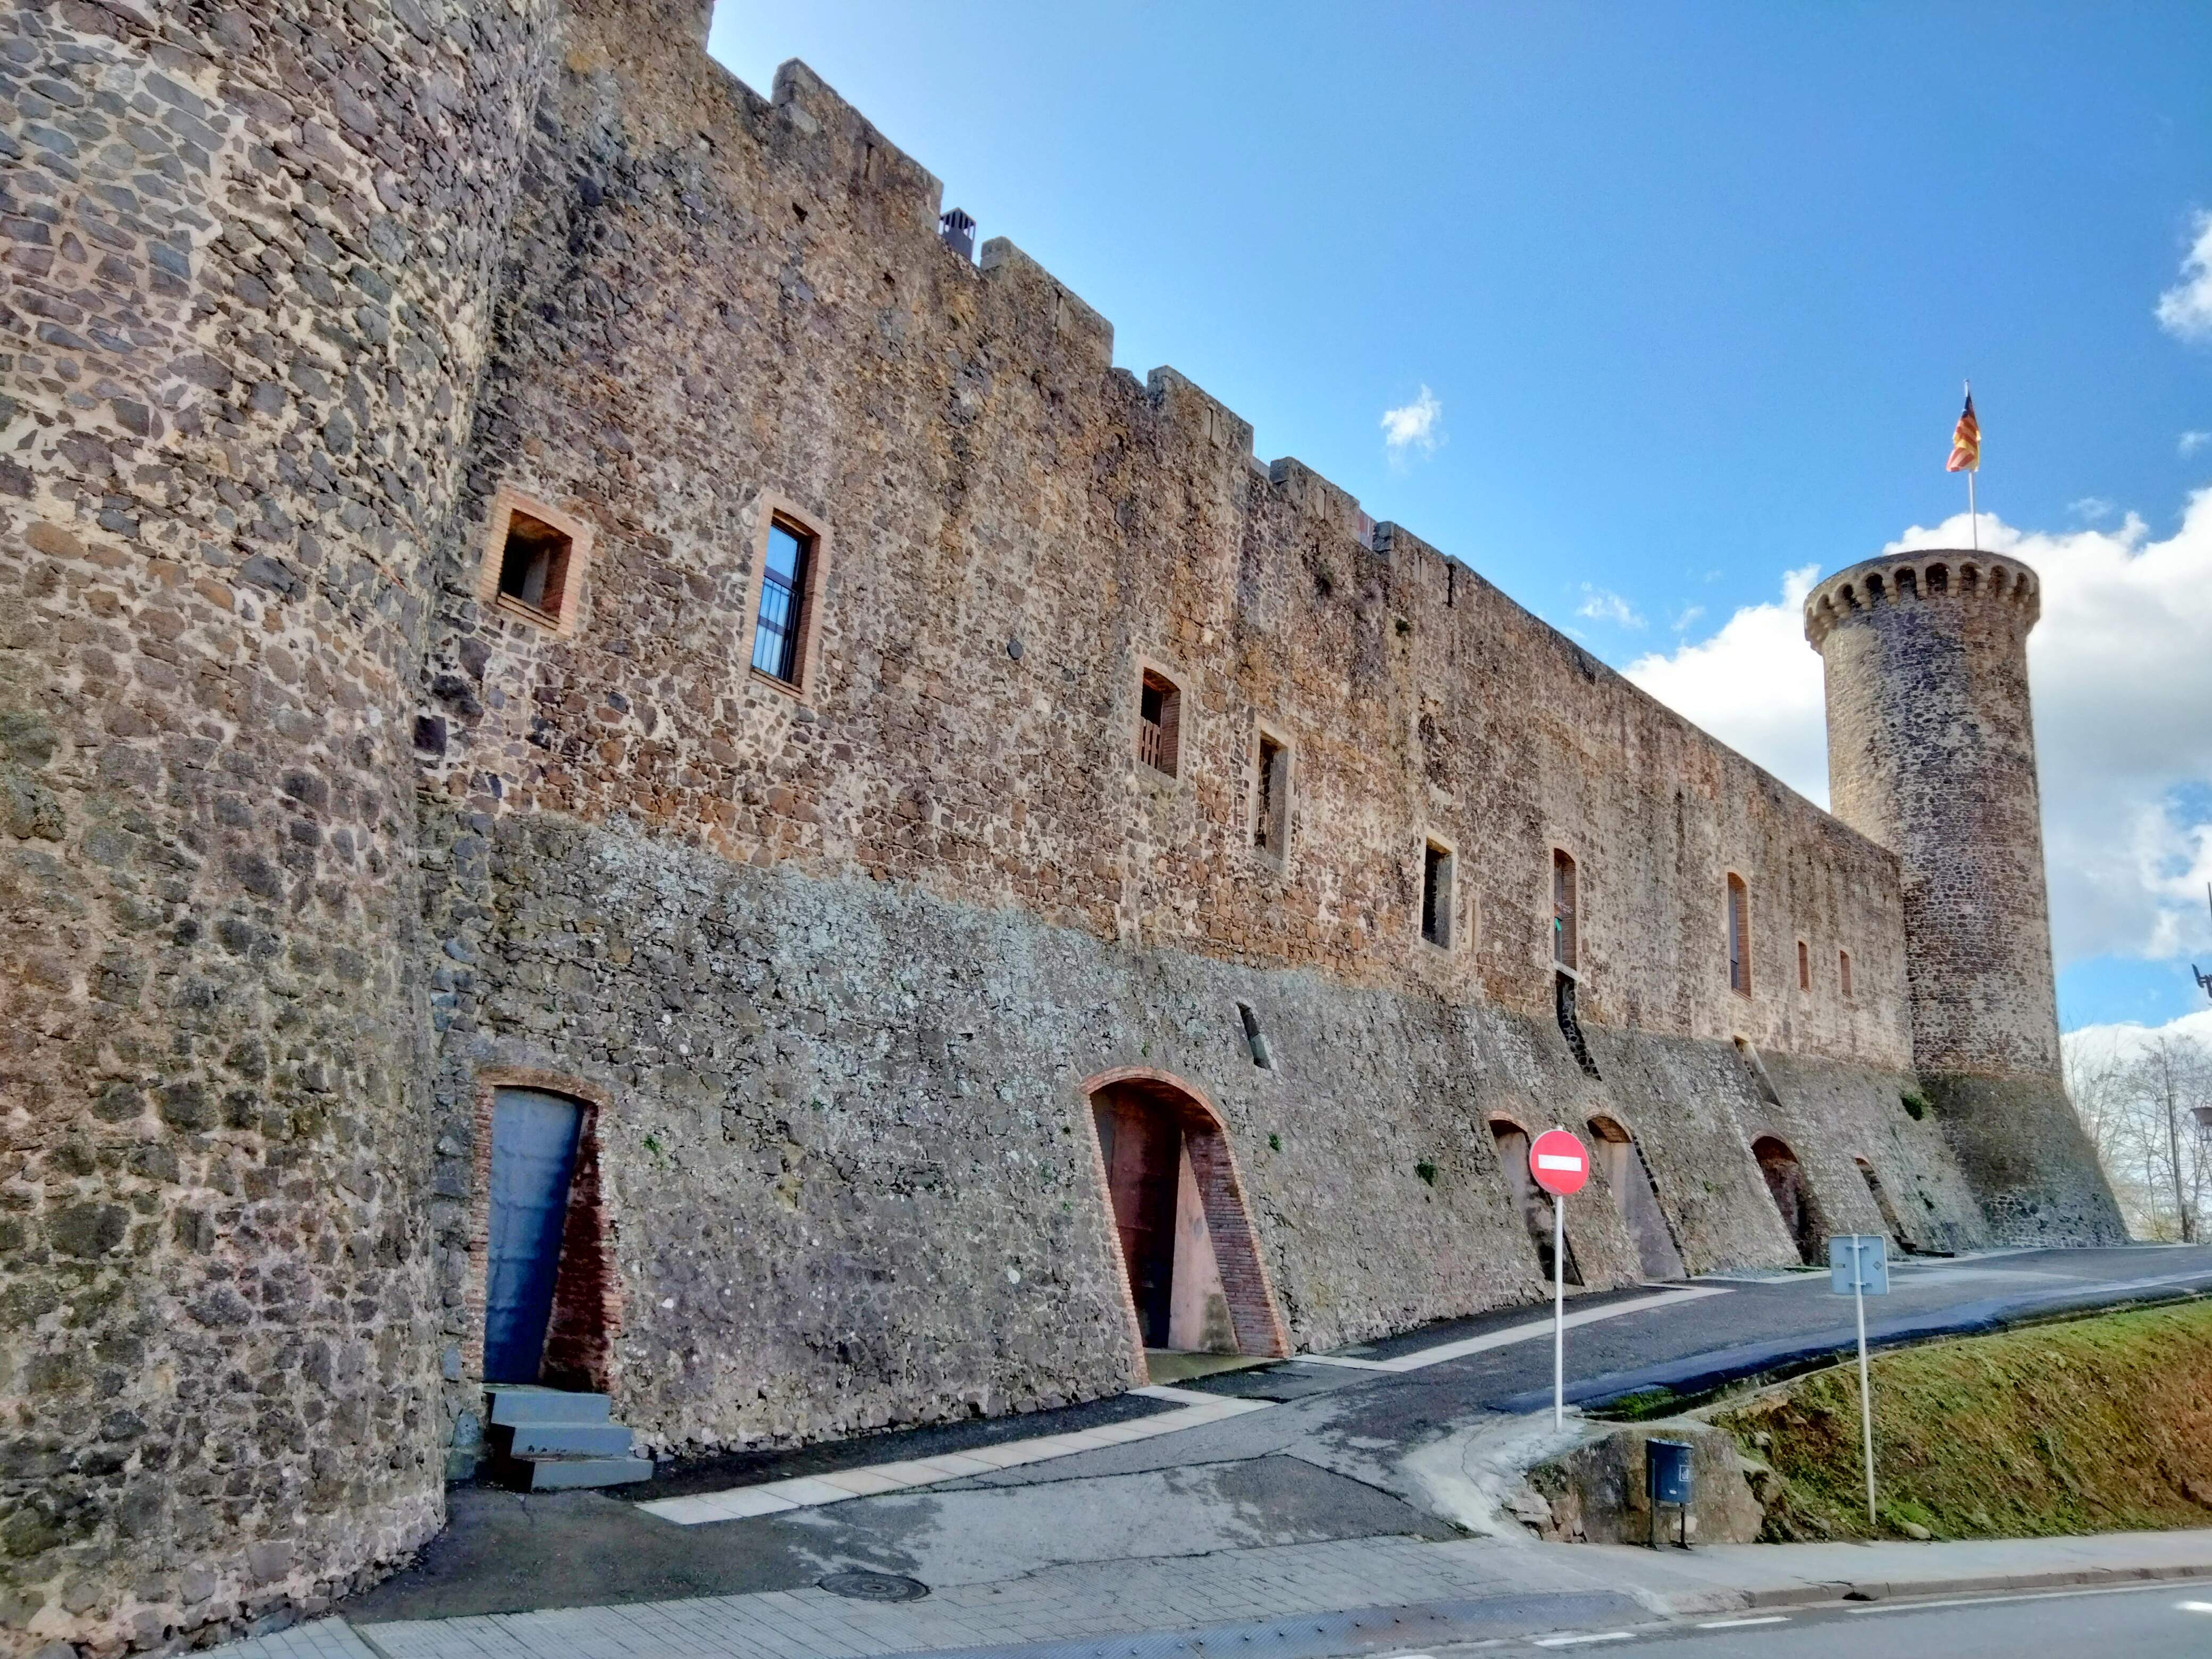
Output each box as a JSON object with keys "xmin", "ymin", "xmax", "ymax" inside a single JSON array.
[
  {"xmin": 1, "ymin": 1, "xmax": 560, "ymax": 1654},
  {"xmin": 0, "ymin": 2, "xmax": 2116, "ymax": 1652}
]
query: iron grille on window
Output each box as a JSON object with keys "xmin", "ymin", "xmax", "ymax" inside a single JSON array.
[{"xmin": 752, "ymin": 520, "xmax": 810, "ymax": 683}]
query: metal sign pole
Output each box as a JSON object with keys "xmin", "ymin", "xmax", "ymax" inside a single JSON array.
[
  {"xmin": 1855, "ymin": 1245, "xmax": 1876, "ymax": 1527},
  {"xmin": 1553, "ymin": 1196, "xmax": 1565, "ymax": 1430}
]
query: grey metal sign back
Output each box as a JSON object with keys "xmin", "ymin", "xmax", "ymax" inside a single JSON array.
[{"xmin": 1829, "ymin": 1231, "xmax": 1889, "ymax": 1296}]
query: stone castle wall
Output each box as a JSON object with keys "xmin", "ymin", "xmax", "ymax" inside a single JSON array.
[
  {"xmin": 1, "ymin": 2, "xmax": 557, "ymax": 1653},
  {"xmin": 0, "ymin": 3, "xmax": 2108, "ymax": 1652},
  {"xmin": 401, "ymin": 10, "xmax": 1984, "ymax": 1471}
]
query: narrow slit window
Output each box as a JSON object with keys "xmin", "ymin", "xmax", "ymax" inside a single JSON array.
[
  {"xmin": 497, "ymin": 510, "xmax": 574, "ymax": 622},
  {"xmin": 1254, "ymin": 733, "xmax": 1289, "ymax": 856},
  {"xmin": 1727, "ymin": 874, "xmax": 1752, "ymax": 996},
  {"xmin": 1138, "ymin": 670, "xmax": 1182, "ymax": 776},
  {"xmin": 1839, "ymin": 949, "xmax": 1854, "ymax": 1000},
  {"xmin": 751, "ymin": 517, "xmax": 814, "ymax": 684},
  {"xmin": 1422, "ymin": 841, "xmax": 1454, "ymax": 949},
  {"xmin": 1552, "ymin": 849, "xmax": 1578, "ymax": 970},
  {"xmin": 1797, "ymin": 939, "xmax": 1810, "ymax": 992}
]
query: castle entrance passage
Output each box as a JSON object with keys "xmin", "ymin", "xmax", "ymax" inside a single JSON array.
[
  {"xmin": 484, "ymin": 1087, "xmax": 584, "ymax": 1384},
  {"xmin": 1087, "ymin": 1074, "xmax": 1286, "ymax": 1361},
  {"xmin": 1753, "ymin": 1134, "xmax": 1823, "ymax": 1265},
  {"xmin": 1491, "ymin": 1118, "xmax": 1581, "ymax": 1286},
  {"xmin": 1588, "ymin": 1116, "xmax": 1685, "ymax": 1281}
]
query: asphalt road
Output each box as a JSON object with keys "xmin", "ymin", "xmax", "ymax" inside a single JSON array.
[
  {"xmin": 348, "ymin": 1244, "xmax": 2212, "ymax": 1622},
  {"xmin": 1504, "ymin": 1578, "xmax": 2212, "ymax": 1656}
]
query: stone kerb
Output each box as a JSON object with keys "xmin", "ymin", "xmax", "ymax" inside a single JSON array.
[{"xmin": 1803, "ymin": 547, "xmax": 2041, "ymax": 648}]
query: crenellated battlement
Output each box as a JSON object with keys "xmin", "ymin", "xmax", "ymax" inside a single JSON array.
[{"xmin": 1803, "ymin": 547, "xmax": 2040, "ymax": 647}]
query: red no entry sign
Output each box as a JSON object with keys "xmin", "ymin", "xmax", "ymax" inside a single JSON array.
[{"xmin": 1529, "ymin": 1128, "xmax": 1589, "ymax": 1196}]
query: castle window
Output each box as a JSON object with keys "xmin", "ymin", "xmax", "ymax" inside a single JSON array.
[
  {"xmin": 1138, "ymin": 670, "xmax": 1182, "ymax": 776},
  {"xmin": 1552, "ymin": 849, "xmax": 1579, "ymax": 970},
  {"xmin": 1797, "ymin": 938, "xmax": 1810, "ymax": 992},
  {"xmin": 1421, "ymin": 840, "xmax": 1455, "ymax": 949},
  {"xmin": 1727, "ymin": 874, "xmax": 1752, "ymax": 996},
  {"xmin": 1253, "ymin": 731, "xmax": 1289, "ymax": 857},
  {"xmin": 1839, "ymin": 949, "xmax": 1854, "ymax": 1000},
  {"xmin": 477, "ymin": 487, "xmax": 594, "ymax": 638},
  {"xmin": 750, "ymin": 517, "xmax": 815, "ymax": 685}
]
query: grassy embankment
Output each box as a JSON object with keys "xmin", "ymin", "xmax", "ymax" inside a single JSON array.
[{"xmin": 1710, "ymin": 1299, "xmax": 2212, "ymax": 1541}]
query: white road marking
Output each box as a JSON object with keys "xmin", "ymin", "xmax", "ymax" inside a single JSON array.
[
  {"xmin": 1694, "ymin": 1615, "xmax": 1789, "ymax": 1628},
  {"xmin": 1847, "ymin": 1581, "xmax": 2212, "ymax": 1614},
  {"xmin": 1531, "ymin": 1635, "xmax": 1632, "ymax": 1648},
  {"xmin": 1299, "ymin": 1285, "xmax": 1731, "ymax": 1374},
  {"xmin": 2178, "ymin": 1600, "xmax": 2212, "ymax": 1612}
]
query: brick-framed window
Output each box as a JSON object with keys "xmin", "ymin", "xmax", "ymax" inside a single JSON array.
[
  {"xmin": 1421, "ymin": 837, "xmax": 1456, "ymax": 950},
  {"xmin": 476, "ymin": 485, "xmax": 595, "ymax": 638},
  {"xmin": 741, "ymin": 492, "xmax": 832, "ymax": 700},
  {"xmin": 1252, "ymin": 726, "xmax": 1290, "ymax": 859},
  {"xmin": 1797, "ymin": 937, "xmax": 1811, "ymax": 992},
  {"xmin": 1137, "ymin": 668, "xmax": 1183, "ymax": 777},
  {"xmin": 1726, "ymin": 873, "xmax": 1752, "ymax": 996},
  {"xmin": 1552, "ymin": 848, "xmax": 1579, "ymax": 971},
  {"xmin": 1839, "ymin": 948, "xmax": 1854, "ymax": 1000}
]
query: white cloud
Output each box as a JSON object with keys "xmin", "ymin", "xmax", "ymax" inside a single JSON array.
[
  {"xmin": 1624, "ymin": 492, "xmax": 2212, "ymax": 975},
  {"xmin": 1575, "ymin": 585, "xmax": 1645, "ymax": 629},
  {"xmin": 2069, "ymin": 496, "xmax": 2117, "ymax": 521},
  {"xmin": 2183, "ymin": 431, "xmax": 2210, "ymax": 457},
  {"xmin": 1623, "ymin": 564, "xmax": 1830, "ymax": 802},
  {"xmin": 2156, "ymin": 212, "xmax": 2212, "ymax": 343},
  {"xmin": 1380, "ymin": 386, "xmax": 1443, "ymax": 461},
  {"xmin": 2065, "ymin": 1007, "xmax": 2212, "ymax": 1071},
  {"xmin": 1671, "ymin": 604, "xmax": 1706, "ymax": 633}
]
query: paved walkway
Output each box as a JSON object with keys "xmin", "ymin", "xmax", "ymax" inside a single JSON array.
[
  {"xmin": 642, "ymin": 1288, "xmax": 1724, "ymax": 1527},
  {"xmin": 213, "ymin": 1528, "xmax": 2212, "ymax": 1659}
]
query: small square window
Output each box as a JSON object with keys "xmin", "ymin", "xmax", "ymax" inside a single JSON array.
[
  {"xmin": 1422, "ymin": 841, "xmax": 1454, "ymax": 949},
  {"xmin": 751, "ymin": 517, "xmax": 814, "ymax": 685},
  {"xmin": 498, "ymin": 511, "xmax": 571, "ymax": 615},
  {"xmin": 1138, "ymin": 670, "xmax": 1182, "ymax": 777},
  {"xmin": 1254, "ymin": 732, "xmax": 1289, "ymax": 856},
  {"xmin": 477, "ymin": 487, "xmax": 593, "ymax": 636}
]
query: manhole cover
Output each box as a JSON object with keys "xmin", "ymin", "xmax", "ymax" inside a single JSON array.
[{"xmin": 818, "ymin": 1571, "xmax": 929, "ymax": 1603}]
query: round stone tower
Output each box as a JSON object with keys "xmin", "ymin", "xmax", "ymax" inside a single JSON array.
[
  {"xmin": 0, "ymin": 3, "xmax": 556, "ymax": 1652},
  {"xmin": 1805, "ymin": 549, "xmax": 2124, "ymax": 1243}
]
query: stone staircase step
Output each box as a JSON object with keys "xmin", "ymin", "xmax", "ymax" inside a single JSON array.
[
  {"xmin": 502, "ymin": 1419, "xmax": 636, "ymax": 1457},
  {"xmin": 485, "ymin": 1385, "xmax": 613, "ymax": 1426},
  {"xmin": 512, "ymin": 1454, "xmax": 654, "ymax": 1490}
]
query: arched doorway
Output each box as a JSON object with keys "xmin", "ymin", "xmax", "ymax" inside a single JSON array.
[
  {"xmin": 1587, "ymin": 1116, "xmax": 1685, "ymax": 1281},
  {"xmin": 1086, "ymin": 1072, "xmax": 1286, "ymax": 1361},
  {"xmin": 1490, "ymin": 1117, "xmax": 1581, "ymax": 1286},
  {"xmin": 1753, "ymin": 1135, "xmax": 1822, "ymax": 1264},
  {"xmin": 1856, "ymin": 1157, "xmax": 1910, "ymax": 1251}
]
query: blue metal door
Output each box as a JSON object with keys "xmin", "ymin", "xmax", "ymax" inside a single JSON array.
[{"xmin": 484, "ymin": 1088, "xmax": 584, "ymax": 1385}]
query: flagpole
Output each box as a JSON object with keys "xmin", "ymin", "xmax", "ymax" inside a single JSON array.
[{"xmin": 1965, "ymin": 379, "xmax": 1978, "ymax": 550}]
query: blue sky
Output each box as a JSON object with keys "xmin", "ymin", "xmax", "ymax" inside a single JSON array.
[{"xmin": 710, "ymin": 3, "xmax": 2212, "ymax": 1034}]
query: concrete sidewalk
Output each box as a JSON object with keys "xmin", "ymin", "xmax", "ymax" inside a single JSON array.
[{"xmin": 211, "ymin": 1527, "xmax": 2212, "ymax": 1659}]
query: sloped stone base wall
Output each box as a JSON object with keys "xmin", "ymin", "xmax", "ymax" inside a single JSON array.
[{"xmin": 425, "ymin": 811, "xmax": 1998, "ymax": 1459}]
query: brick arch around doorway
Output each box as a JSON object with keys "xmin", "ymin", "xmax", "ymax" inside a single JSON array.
[
  {"xmin": 465, "ymin": 1067, "xmax": 624, "ymax": 1394},
  {"xmin": 1080, "ymin": 1068, "xmax": 1291, "ymax": 1368}
]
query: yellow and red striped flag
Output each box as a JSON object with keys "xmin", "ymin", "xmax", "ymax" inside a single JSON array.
[{"xmin": 1946, "ymin": 388, "xmax": 1980, "ymax": 473}]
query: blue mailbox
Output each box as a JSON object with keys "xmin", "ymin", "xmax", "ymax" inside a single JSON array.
[{"xmin": 1645, "ymin": 1437, "xmax": 1694, "ymax": 1549}]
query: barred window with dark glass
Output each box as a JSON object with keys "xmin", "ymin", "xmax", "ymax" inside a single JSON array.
[{"xmin": 751, "ymin": 519, "xmax": 812, "ymax": 683}]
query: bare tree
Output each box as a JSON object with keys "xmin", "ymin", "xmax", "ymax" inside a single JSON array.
[{"xmin": 2066, "ymin": 1030, "xmax": 2212, "ymax": 1241}]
